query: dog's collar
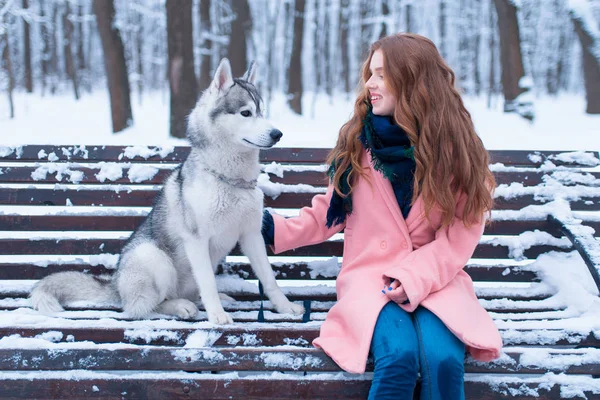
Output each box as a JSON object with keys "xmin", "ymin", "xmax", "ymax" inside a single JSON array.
[{"xmin": 203, "ymin": 167, "xmax": 257, "ymax": 190}]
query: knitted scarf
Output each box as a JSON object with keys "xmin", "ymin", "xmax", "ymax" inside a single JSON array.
[{"xmin": 326, "ymin": 108, "xmax": 416, "ymax": 228}]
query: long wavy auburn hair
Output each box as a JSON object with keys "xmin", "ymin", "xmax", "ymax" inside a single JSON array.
[{"xmin": 327, "ymin": 33, "xmax": 495, "ymax": 227}]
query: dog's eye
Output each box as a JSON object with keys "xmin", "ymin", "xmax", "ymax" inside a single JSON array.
[{"xmin": 240, "ymin": 110, "xmax": 252, "ymax": 117}]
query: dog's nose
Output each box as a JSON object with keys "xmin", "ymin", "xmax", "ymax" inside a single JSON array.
[{"xmin": 269, "ymin": 129, "xmax": 283, "ymax": 142}]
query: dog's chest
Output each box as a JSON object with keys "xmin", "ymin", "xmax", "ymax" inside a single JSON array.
[{"xmin": 184, "ymin": 178, "xmax": 263, "ymax": 226}]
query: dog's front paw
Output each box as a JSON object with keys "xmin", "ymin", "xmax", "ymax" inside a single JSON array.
[
  {"xmin": 274, "ymin": 301, "xmax": 305, "ymax": 316},
  {"xmin": 208, "ymin": 310, "xmax": 233, "ymax": 325}
]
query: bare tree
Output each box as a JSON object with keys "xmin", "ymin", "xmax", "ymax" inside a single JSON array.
[
  {"xmin": 22, "ymin": 0, "xmax": 32, "ymax": 93},
  {"xmin": 63, "ymin": 1, "xmax": 80, "ymax": 100},
  {"xmin": 1, "ymin": 31, "xmax": 15, "ymax": 118},
  {"xmin": 93, "ymin": 0, "xmax": 133, "ymax": 133},
  {"xmin": 569, "ymin": 6, "xmax": 600, "ymax": 114},
  {"xmin": 198, "ymin": 0, "xmax": 212, "ymax": 91},
  {"xmin": 492, "ymin": 0, "xmax": 526, "ymax": 111},
  {"xmin": 227, "ymin": 0, "xmax": 251, "ymax": 77},
  {"xmin": 339, "ymin": 0, "xmax": 350, "ymax": 94},
  {"xmin": 288, "ymin": 0, "xmax": 305, "ymax": 114},
  {"xmin": 166, "ymin": 0, "xmax": 197, "ymax": 138}
]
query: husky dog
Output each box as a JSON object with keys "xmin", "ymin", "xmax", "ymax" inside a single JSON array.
[{"xmin": 30, "ymin": 59, "xmax": 304, "ymax": 324}]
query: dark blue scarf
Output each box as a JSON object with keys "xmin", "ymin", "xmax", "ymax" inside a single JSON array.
[{"xmin": 326, "ymin": 109, "xmax": 416, "ymax": 228}]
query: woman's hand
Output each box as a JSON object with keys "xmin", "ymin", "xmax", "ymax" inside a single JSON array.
[{"xmin": 382, "ymin": 278, "xmax": 409, "ymax": 304}]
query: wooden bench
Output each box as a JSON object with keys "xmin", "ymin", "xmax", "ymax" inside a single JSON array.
[{"xmin": 1, "ymin": 145, "xmax": 600, "ymax": 399}]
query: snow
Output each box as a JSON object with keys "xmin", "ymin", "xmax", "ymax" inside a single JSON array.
[
  {"xmin": 30, "ymin": 163, "xmax": 85, "ymax": 184},
  {"xmin": 95, "ymin": 162, "xmax": 123, "ymax": 182},
  {"xmin": 127, "ymin": 164, "xmax": 159, "ymax": 183},
  {"xmin": 2, "ymin": 93, "xmax": 600, "ymax": 151}
]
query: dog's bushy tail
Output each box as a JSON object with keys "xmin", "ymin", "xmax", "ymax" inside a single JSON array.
[{"xmin": 30, "ymin": 272, "xmax": 119, "ymax": 313}]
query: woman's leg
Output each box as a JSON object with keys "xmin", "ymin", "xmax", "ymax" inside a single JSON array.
[
  {"xmin": 413, "ymin": 307, "xmax": 466, "ymax": 400},
  {"xmin": 368, "ymin": 301, "xmax": 420, "ymax": 400}
]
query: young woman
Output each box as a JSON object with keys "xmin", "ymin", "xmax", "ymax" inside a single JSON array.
[{"xmin": 263, "ymin": 33, "xmax": 502, "ymax": 399}]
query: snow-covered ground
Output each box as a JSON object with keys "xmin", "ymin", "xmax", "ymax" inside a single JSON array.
[{"xmin": 1, "ymin": 91, "xmax": 599, "ymax": 150}]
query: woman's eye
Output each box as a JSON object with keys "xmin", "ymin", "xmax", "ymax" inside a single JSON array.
[{"xmin": 241, "ymin": 110, "xmax": 252, "ymax": 117}]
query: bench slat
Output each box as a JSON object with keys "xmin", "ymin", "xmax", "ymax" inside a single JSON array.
[
  {"xmin": 6, "ymin": 166, "xmax": 593, "ymax": 187},
  {"xmin": 0, "ymin": 238, "xmax": 571, "ymax": 259},
  {"xmin": 2, "ymin": 146, "xmax": 596, "ymax": 167},
  {"xmin": 0, "ymin": 262, "xmax": 539, "ymax": 282},
  {"xmin": 0, "ymin": 297, "xmax": 563, "ymax": 314},
  {"xmin": 1, "ymin": 326, "xmax": 596, "ymax": 347},
  {"xmin": 3, "ymin": 188, "xmax": 598, "ymax": 210},
  {"xmin": 0, "ymin": 167, "xmax": 330, "ymax": 186},
  {"xmin": 0, "ymin": 347, "xmax": 597, "ymax": 375},
  {"xmin": 0, "ymin": 376, "xmax": 590, "ymax": 400},
  {"xmin": 0, "ymin": 215, "xmax": 563, "ymax": 236}
]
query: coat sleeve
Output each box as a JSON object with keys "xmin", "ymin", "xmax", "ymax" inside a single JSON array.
[
  {"xmin": 384, "ymin": 193, "xmax": 486, "ymax": 312},
  {"xmin": 271, "ymin": 185, "xmax": 346, "ymax": 254}
]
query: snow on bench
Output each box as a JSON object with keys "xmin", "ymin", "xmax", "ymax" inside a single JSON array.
[{"xmin": 0, "ymin": 146, "xmax": 600, "ymax": 399}]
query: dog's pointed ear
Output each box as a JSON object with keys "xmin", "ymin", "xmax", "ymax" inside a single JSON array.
[
  {"xmin": 242, "ymin": 61, "xmax": 258, "ymax": 85},
  {"xmin": 211, "ymin": 58, "xmax": 234, "ymax": 92}
]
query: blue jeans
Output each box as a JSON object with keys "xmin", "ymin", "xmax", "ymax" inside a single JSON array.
[{"xmin": 368, "ymin": 302, "xmax": 466, "ymax": 400}]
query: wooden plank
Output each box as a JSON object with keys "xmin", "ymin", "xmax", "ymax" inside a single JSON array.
[
  {"xmin": 8, "ymin": 165, "xmax": 598, "ymax": 187},
  {"xmin": 0, "ymin": 215, "xmax": 146, "ymax": 231},
  {"xmin": 0, "ymin": 261, "xmax": 539, "ymax": 282},
  {"xmin": 0, "ymin": 377, "xmax": 583, "ymax": 400},
  {"xmin": 0, "ymin": 297, "xmax": 562, "ymax": 314},
  {"xmin": 0, "ymin": 146, "xmax": 333, "ymax": 164},
  {"xmin": 1, "ymin": 326, "xmax": 595, "ymax": 348},
  {"xmin": 0, "ymin": 167, "xmax": 329, "ymax": 186},
  {"xmin": 3, "ymin": 146, "xmax": 597, "ymax": 167},
  {"xmin": 0, "ymin": 283, "xmax": 555, "ymax": 302},
  {"xmin": 489, "ymin": 150, "xmax": 600, "ymax": 167},
  {"xmin": 0, "ymin": 215, "xmax": 561, "ymax": 237},
  {"xmin": 0, "ymin": 238, "xmax": 571, "ymax": 259},
  {"xmin": 2, "ymin": 187, "xmax": 599, "ymax": 210},
  {"xmin": 0, "ymin": 347, "xmax": 597, "ymax": 375}
]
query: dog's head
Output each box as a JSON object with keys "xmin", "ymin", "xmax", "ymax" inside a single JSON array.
[{"xmin": 188, "ymin": 58, "xmax": 282, "ymax": 150}]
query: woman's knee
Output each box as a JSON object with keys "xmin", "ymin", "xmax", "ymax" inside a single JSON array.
[{"xmin": 374, "ymin": 346, "xmax": 419, "ymax": 375}]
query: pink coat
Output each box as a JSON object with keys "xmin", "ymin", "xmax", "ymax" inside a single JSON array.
[{"xmin": 271, "ymin": 150, "xmax": 503, "ymax": 374}]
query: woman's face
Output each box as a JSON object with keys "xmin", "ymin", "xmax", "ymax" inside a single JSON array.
[{"xmin": 366, "ymin": 50, "xmax": 396, "ymax": 116}]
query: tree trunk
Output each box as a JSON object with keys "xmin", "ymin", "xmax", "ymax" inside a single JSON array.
[
  {"xmin": 379, "ymin": 0, "xmax": 389, "ymax": 38},
  {"xmin": 63, "ymin": 1, "xmax": 80, "ymax": 100},
  {"xmin": 93, "ymin": 0, "xmax": 133, "ymax": 133},
  {"xmin": 134, "ymin": 8, "xmax": 143, "ymax": 104},
  {"xmin": 50, "ymin": 2, "xmax": 59, "ymax": 94},
  {"xmin": 339, "ymin": 0, "xmax": 350, "ymax": 94},
  {"xmin": 405, "ymin": 3, "xmax": 413, "ymax": 32},
  {"xmin": 439, "ymin": 0, "xmax": 447, "ymax": 58},
  {"xmin": 570, "ymin": 11, "xmax": 600, "ymax": 114},
  {"xmin": 492, "ymin": 0, "xmax": 525, "ymax": 111},
  {"xmin": 76, "ymin": 1, "xmax": 87, "ymax": 93},
  {"xmin": 22, "ymin": 0, "xmax": 33, "ymax": 93},
  {"xmin": 288, "ymin": 0, "xmax": 305, "ymax": 115},
  {"xmin": 166, "ymin": 0, "xmax": 197, "ymax": 138},
  {"xmin": 227, "ymin": 0, "xmax": 251, "ymax": 77},
  {"xmin": 198, "ymin": 0, "xmax": 212, "ymax": 91},
  {"xmin": 40, "ymin": 0, "xmax": 49, "ymax": 95},
  {"xmin": 1, "ymin": 32, "xmax": 15, "ymax": 118},
  {"xmin": 487, "ymin": 1, "xmax": 497, "ymax": 108}
]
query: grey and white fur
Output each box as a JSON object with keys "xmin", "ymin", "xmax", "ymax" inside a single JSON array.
[{"xmin": 30, "ymin": 58, "xmax": 304, "ymax": 324}]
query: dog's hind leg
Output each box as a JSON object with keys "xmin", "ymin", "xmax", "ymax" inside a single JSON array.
[
  {"xmin": 117, "ymin": 242, "xmax": 199, "ymax": 319},
  {"xmin": 239, "ymin": 232, "xmax": 304, "ymax": 315},
  {"xmin": 156, "ymin": 298, "xmax": 199, "ymax": 319}
]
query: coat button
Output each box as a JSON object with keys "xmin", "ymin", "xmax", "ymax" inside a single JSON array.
[{"xmin": 380, "ymin": 241, "xmax": 387, "ymax": 249}]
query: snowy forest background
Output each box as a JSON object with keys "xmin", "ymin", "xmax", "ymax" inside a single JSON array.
[{"xmin": 0, "ymin": 0, "xmax": 599, "ymax": 142}]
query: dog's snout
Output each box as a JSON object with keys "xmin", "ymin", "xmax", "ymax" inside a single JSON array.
[{"xmin": 269, "ymin": 129, "xmax": 283, "ymax": 142}]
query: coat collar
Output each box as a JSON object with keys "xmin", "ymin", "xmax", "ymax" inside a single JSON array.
[{"xmin": 364, "ymin": 150, "xmax": 423, "ymax": 241}]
